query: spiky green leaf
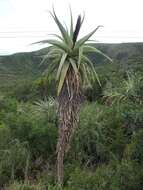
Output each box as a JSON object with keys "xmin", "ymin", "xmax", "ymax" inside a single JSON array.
[
  {"xmin": 82, "ymin": 55, "xmax": 101, "ymax": 86},
  {"xmin": 82, "ymin": 63, "xmax": 91, "ymax": 87},
  {"xmin": 48, "ymin": 34, "xmax": 63, "ymax": 41},
  {"xmin": 69, "ymin": 7, "xmax": 74, "ymax": 39},
  {"xmin": 78, "ymin": 46, "xmax": 83, "ymax": 69},
  {"xmin": 43, "ymin": 40, "xmax": 70, "ymax": 52},
  {"xmin": 83, "ymin": 45, "xmax": 113, "ymax": 62},
  {"xmin": 56, "ymin": 53, "xmax": 68, "ymax": 80},
  {"xmin": 50, "ymin": 8, "xmax": 72, "ymax": 47},
  {"xmin": 57, "ymin": 62, "xmax": 70, "ymax": 95},
  {"xmin": 69, "ymin": 58, "xmax": 78, "ymax": 74}
]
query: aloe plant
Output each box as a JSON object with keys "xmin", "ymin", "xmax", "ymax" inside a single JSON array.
[{"xmin": 37, "ymin": 8, "xmax": 111, "ymax": 186}]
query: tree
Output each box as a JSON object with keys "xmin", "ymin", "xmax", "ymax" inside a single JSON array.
[{"xmin": 37, "ymin": 8, "xmax": 111, "ymax": 186}]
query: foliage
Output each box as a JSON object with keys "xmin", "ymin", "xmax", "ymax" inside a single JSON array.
[
  {"xmin": 7, "ymin": 181, "xmax": 44, "ymax": 190},
  {"xmin": 70, "ymin": 102, "xmax": 127, "ymax": 165},
  {"xmin": 67, "ymin": 160, "xmax": 143, "ymax": 190},
  {"xmin": 103, "ymin": 72, "xmax": 143, "ymax": 104},
  {"xmin": 1, "ymin": 41, "xmax": 143, "ymax": 188},
  {"xmin": 0, "ymin": 139, "xmax": 30, "ymax": 187},
  {"xmin": 124, "ymin": 129, "xmax": 143, "ymax": 164}
]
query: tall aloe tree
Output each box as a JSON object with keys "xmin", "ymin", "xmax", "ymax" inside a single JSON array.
[{"xmin": 37, "ymin": 9, "xmax": 111, "ymax": 186}]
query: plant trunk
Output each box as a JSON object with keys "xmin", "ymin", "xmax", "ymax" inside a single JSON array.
[
  {"xmin": 56, "ymin": 70, "xmax": 82, "ymax": 186},
  {"xmin": 57, "ymin": 133, "xmax": 64, "ymax": 186}
]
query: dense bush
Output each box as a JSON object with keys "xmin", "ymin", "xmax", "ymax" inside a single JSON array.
[
  {"xmin": 7, "ymin": 181, "xmax": 44, "ymax": 190},
  {"xmin": 67, "ymin": 160, "xmax": 143, "ymax": 190},
  {"xmin": 0, "ymin": 139, "xmax": 30, "ymax": 187},
  {"xmin": 124, "ymin": 129, "xmax": 143, "ymax": 164},
  {"xmin": 1, "ymin": 96, "xmax": 143, "ymax": 188},
  {"xmin": 1, "ymin": 61, "xmax": 143, "ymax": 189},
  {"xmin": 70, "ymin": 102, "xmax": 127, "ymax": 166}
]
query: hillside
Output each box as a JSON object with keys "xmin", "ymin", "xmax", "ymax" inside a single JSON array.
[
  {"xmin": 0, "ymin": 42, "xmax": 143, "ymax": 92},
  {"xmin": 0, "ymin": 51, "xmax": 41, "ymax": 92}
]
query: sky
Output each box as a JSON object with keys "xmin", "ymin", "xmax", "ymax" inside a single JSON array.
[{"xmin": 0, "ymin": 0, "xmax": 143, "ymax": 55}]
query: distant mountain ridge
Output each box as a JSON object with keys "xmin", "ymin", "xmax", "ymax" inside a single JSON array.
[{"xmin": 0, "ymin": 43, "xmax": 143, "ymax": 91}]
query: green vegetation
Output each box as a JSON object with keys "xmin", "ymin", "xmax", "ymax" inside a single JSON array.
[{"xmin": 1, "ymin": 41, "xmax": 143, "ymax": 189}]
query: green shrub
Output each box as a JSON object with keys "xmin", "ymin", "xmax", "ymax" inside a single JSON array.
[
  {"xmin": 122, "ymin": 103, "xmax": 143, "ymax": 135},
  {"xmin": 0, "ymin": 97, "xmax": 17, "ymax": 113},
  {"xmin": 11, "ymin": 80, "xmax": 38, "ymax": 102},
  {"xmin": 124, "ymin": 129, "xmax": 143, "ymax": 164},
  {"xmin": 0, "ymin": 139, "xmax": 30, "ymax": 187},
  {"xmin": 67, "ymin": 160, "xmax": 143, "ymax": 190},
  {"xmin": 67, "ymin": 166, "xmax": 115, "ymax": 190},
  {"xmin": 4, "ymin": 111, "xmax": 33, "ymax": 142},
  {"xmin": 0, "ymin": 123, "xmax": 11, "ymax": 149},
  {"xmin": 29, "ymin": 121, "xmax": 57, "ymax": 159},
  {"xmin": 7, "ymin": 181, "xmax": 45, "ymax": 190},
  {"xmin": 71, "ymin": 102, "xmax": 126, "ymax": 165},
  {"xmin": 2, "ymin": 101, "xmax": 57, "ymax": 160}
]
